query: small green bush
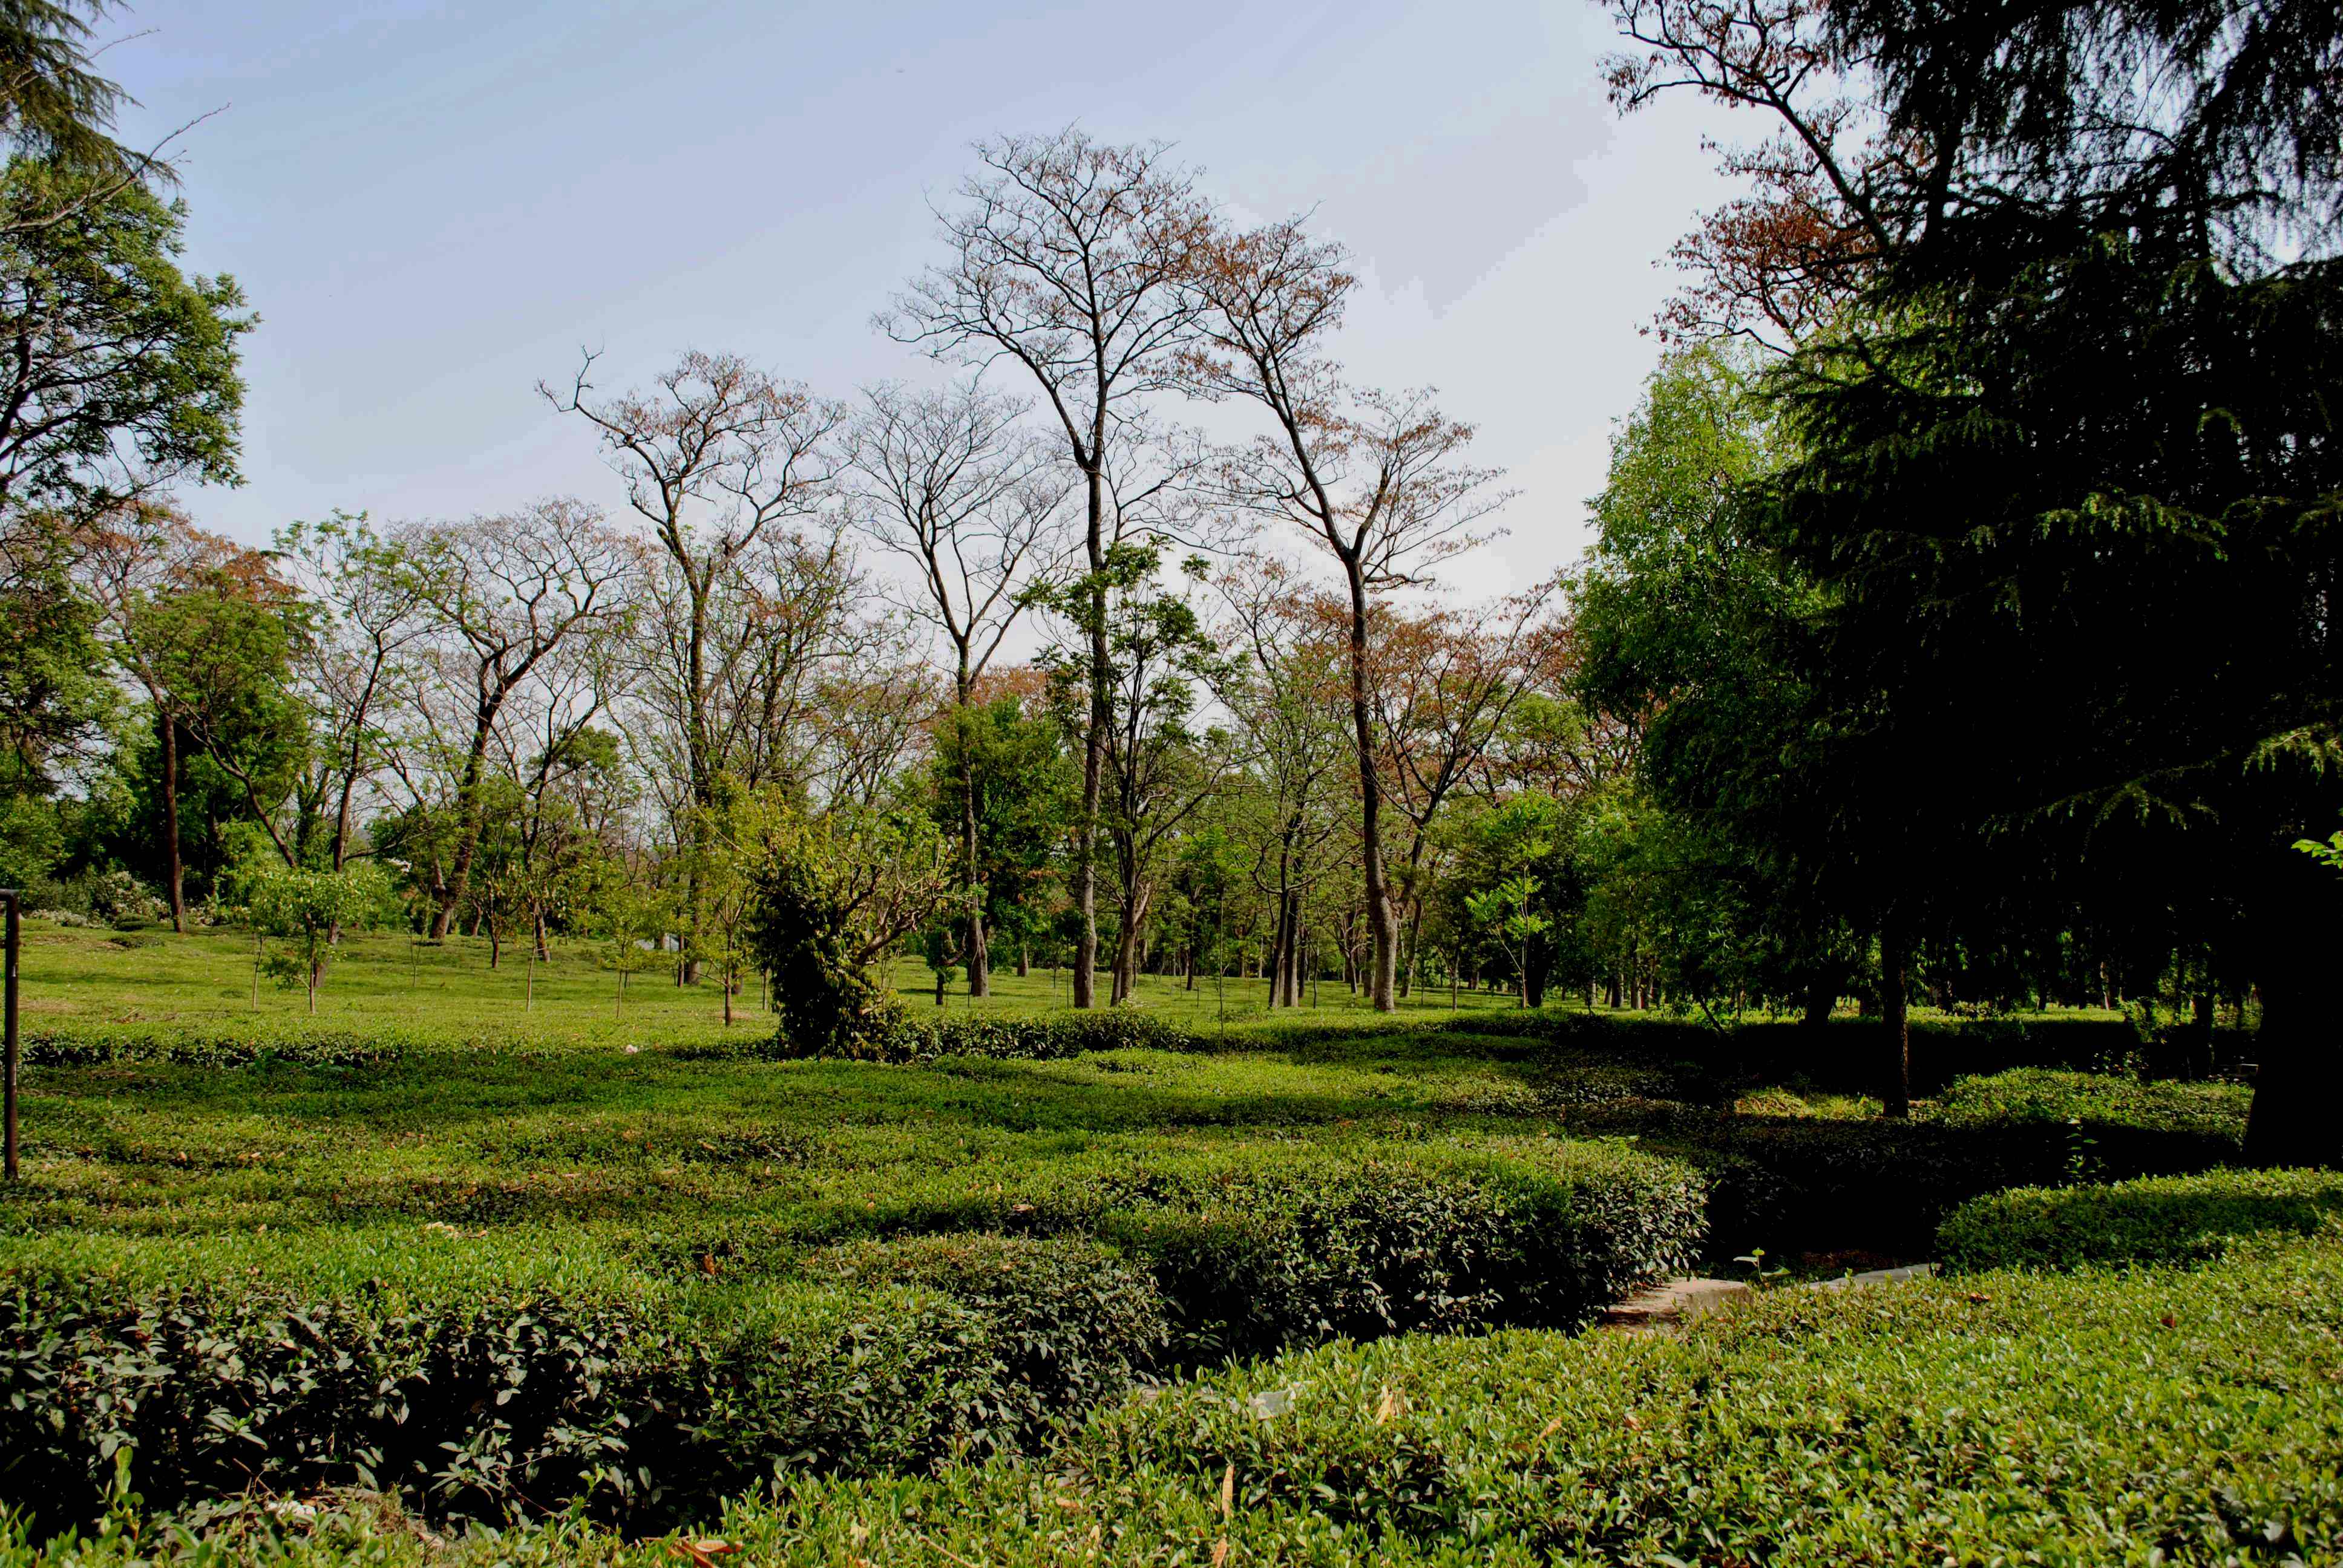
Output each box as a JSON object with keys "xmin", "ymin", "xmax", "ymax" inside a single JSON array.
[
  {"xmin": 742, "ymin": 1008, "xmax": 1204, "ymax": 1064},
  {"xmin": 1938, "ymin": 1166, "xmax": 2343, "ymax": 1272},
  {"xmin": 1036, "ymin": 1140, "xmax": 1705, "ymax": 1361},
  {"xmin": 804, "ymin": 1233, "xmax": 1168, "ymax": 1446},
  {"xmin": 1930, "ymin": 1065, "xmax": 2249, "ymax": 1143}
]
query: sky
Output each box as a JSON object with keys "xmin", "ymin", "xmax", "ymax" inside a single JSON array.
[{"xmin": 108, "ymin": 0, "xmax": 1743, "ymax": 602}]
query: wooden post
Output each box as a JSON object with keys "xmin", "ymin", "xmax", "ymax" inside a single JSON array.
[{"xmin": 3, "ymin": 890, "xmax": 19, "ymax": 1181}]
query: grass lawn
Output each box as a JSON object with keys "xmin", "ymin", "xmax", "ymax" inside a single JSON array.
[
  {"xmin": 14, "ymin": 921, "xmax": 1540, "ymax": 1044},
  {"xmin": 2, "ymin": 924, "xmax": 2242, "ymax": 1275}
]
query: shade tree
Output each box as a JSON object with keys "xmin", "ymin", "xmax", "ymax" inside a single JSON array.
[
  {"xmin": 885, "ymin": 129, "xmax": 1211, "ymax": 1008},
  {"xmin": 845, "ymin": 377, "xmax": 1073, "ymax": 994},
  {"xmin": 1185, "ymin": 217, "xmax": 1509, "ymax": 1010}
]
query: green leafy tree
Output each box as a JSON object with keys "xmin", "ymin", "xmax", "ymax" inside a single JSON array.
[
  {"xmin": 1466, "ymin": 872, "xmax": 1549, "ymax": 1009},
  {"xmin": 235, "ymin": 858, "xmax": 395, "ymax": 1014},
  {"xmin": 0, "ymin": 510, "xmax": 106, "ymax": 887},
  {"xmin": 0, "ymin": 160, "xmax": 249, "ymax": 518},
  {"xmin": 744, "ymin": 806, "xmax": 958, "ymax": 1053},
  {"xmin": 1603, "ymin": 0, "xmax": 2343, "ymax": 1163}
]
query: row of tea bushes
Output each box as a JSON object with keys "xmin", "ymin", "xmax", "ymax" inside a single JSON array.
[
  {"xmin": 0, "ymin": 1137, "xmax": 1702, "ymax": 1533},
  {"xmin": 15, "ymin": 1178, "xmax": 2332, "ymax": 1565},
  {"xmin": 1937, "ymin": 1165, "xmax": 2343, "ymax": 1270}
]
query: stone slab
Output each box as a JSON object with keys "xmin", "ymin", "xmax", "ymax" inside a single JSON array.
[{"xmin": 1599, "ymin": 1276, "xmax": 1751, "ymax": 1331}]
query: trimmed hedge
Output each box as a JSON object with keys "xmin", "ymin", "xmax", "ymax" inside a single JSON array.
[
  {"xmin": 802, "ymin": 1233, "xmax": 1168, "ymax": 1449},
  {"xmin": 0, "ymin": 1137, "xmax": 1703, "ymax": 1532},
  {"xmin": 1050, "ymin": 1140, "xmax": 1704, "ymax": 1361},
  {"xmin": 20, "ymin": 1024, "xmax": 410, "ymax": 1071},
  {"xmin": 684, "ymin": 1008, "xmax": 1202, "ymax": 1065},
  {"xmin": 1939, "ymin": 1166, "xmax": 2343, "ymax": 1272},
  {"xmin": 0, "ymin": 1236, "xmax": 1150, "ymax": 1534},
  {"xmin": 1930, "ymin": 1066, "xmax": 2250, "ymax": 1145},
  {"xmin": 51, "ymin": 1232, "xmax": 2338, "ymax": 1565}
]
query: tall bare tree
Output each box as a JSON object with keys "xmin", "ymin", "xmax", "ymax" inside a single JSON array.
[
  {"xmin": 394, "ymin": 500, "xmax": 634, "ymax": 938},
  {"xmin": 844, "ymin": 378, "xmax": 1070, "ymax": 995},
  {"xmin": 883, "ymin": 129, "xmax": 1208, "ymax": 1007},
  {"xmin": 545, "ymin": 350, "xmax": 841, "ymax": 979},
  {"xmin": 1372, "ymin": 591, "xmax": 1554, "ymax": 995},
  {"xmin": 277, "ymin": 512, "xmax": 431, "ymax": 872},
  {"xmin": 1187, "ymin": 220, "xmax": 1508, "ymax": 1010}
]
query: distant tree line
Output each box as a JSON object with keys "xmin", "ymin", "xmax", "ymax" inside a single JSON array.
[{"xmin": 1, "ymin": 0, "xmax": 2335, "ymax": 1164}]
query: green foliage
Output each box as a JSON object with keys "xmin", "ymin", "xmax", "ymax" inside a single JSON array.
[
  {"xmin": 805, "ymin": 1233, "xmax": 1168, "ymax": 1449},
  {"xmin": 928, "ymin": 695, "xmax": 1074, "ymax": 955},
  {"xmin": 2296, "ymin": 829, "xmax": 2343, "ymax": 875},
  {"xmin": 62, "ymin": 1233, "xmax": 2339, "ymax": 1565},
  {"xmin": 745, "ymin": 806, "xmax": 956, "ymax": 1054},
  {"xmin": 229, "ymin": 858, "xmax": 396, "ymax": 1010},
  {"xmin": 0, "ymin": 514, "xmax": 106, "ymax": 814},
  {"xmin": 1939, "ymin": 1168, "xmax": 2343, "ymax": 1273},
  {"xmin": 1063, "ymin": 1140, "xmax": 1705, "ymax": 1363},
  {"xmin": 0, "ymin": 1138, "xmax": 1701, "ymax": 1532},
  {"xmin": 0, "ymin": 159, "xmax": 251, "ymax": 514},
  {"xmin": 750, "ymin": 1008, "xmax": 1203, "ymax": 1065},
  {"xmin": 1931, "ymin": 1067, "xmax": 2250, "ymax": 1146},
  {"xmin": 0, "ymin": 1275, "xmax": 663, "ymax": 1530}
]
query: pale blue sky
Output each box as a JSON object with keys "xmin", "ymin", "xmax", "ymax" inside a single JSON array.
[{"xmin": 111, "ymin": 1, "xmax": 1738, "ymax": 596}]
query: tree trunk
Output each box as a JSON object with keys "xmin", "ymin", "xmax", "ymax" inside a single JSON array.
[
  {"xmin": 1803, "ymin": 978, "xmax": 1836, "ymax": 1031},
  {"xmin": 433, "ymin": 713, "xmax": 495, "ymax": 939},
  {"xmin": 1345, "ymin": 567, "xmax": 1398, "ymax": 1011},
  {"xmin": 2243, "ymin": 846, "xmax": 2343, "ymax": 1166},
  {"xmin": 962, "ymin": 713, "xmax": 989, "ymax": 996},
  {"xmin": 160, "ymin": 715, "xmax": 186, "ymax": 933},
  {"xmin": 1111, "ymin": 883, "xmax": 1150, "ymax": 1005},
  {"xmin": 1071, "ymin": 466, "xmax": 1109, "ymax": 1009},
  {"xmin": 1879, "ymin": 922, "xmax": 1912, "ymax": 1119}
]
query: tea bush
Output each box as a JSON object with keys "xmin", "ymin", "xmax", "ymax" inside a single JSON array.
[
  {"xmin": 1939, "ymin": 1166, "xmax": 2343, "ymax": 1272},
  {"xmin": 36, "ymin": 1231, "xmax": 2332, "ymax": 1565},
  {"xmin": 0, "ymin": 1136, "xmax": 1703, "ymax": 1532}
]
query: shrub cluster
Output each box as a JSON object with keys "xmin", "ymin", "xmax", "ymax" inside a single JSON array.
[
  {"xmin": 0, "ymin": 1139, "xmax": 1700, "ymax": 1534},
  {"xmin": 1938, "ymin": 1166, "xmax": 2343, "ymax": 1272},
  {"xmin": 744, "ymin": 1008, "xmax": 1202, "ymax": 1064},
  {"xmin": 80, "ymin": 1227, "xmax": 2336, "ymax": 1566}
]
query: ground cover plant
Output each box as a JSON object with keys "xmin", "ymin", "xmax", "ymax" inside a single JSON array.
[{"xmin": 0, "ymin": 927, "xmax": 2264, "ymax": 1541}]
